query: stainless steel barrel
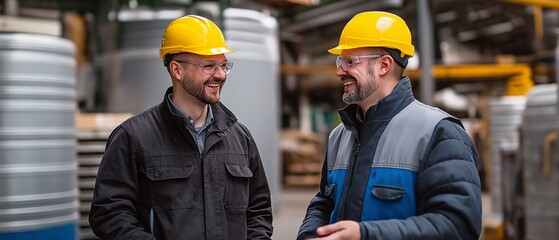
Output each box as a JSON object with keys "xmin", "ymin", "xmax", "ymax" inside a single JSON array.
[
  {"xmin": 488, "ymin": 96, "xmax": 526, "ymax": 215},
  {"xmin": 102, "ymin": 18, "xmax": 173, "ymax": 114},
  {"xmin": 0, "ymin": 33, "xmax": 78, "ymax": 239},
  {"xmin": 521, "ymin": 84, "xmax": 559, "ymax": 240},
  {"xmin": 221, "ymin": 8, "xmax": 281, "ymax": 209}
]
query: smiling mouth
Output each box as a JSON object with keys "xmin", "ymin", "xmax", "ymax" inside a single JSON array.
[
  {"xmin": 342, "ymin": 75, "xmax": 356, "ymax": 88},
  {"xmin": 206, "ymin": 82, "xmax": 221, "ymax": 88},
  {"xmin": 343, "ymin": 80, "xmax": 355, "ymax": 87}
]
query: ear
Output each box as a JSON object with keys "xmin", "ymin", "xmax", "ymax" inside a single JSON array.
[
  {"xmin": 377, "ymin": 55, "xmax": 393, "ymax": 76},
  {"xmin": 169, "ymin": 61, "xmax": 183, "ymax": 81}
]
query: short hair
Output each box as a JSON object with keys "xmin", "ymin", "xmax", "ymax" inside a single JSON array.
[
  {"xmin": 163, "ymin": 53, "xmax": 177, "ymax": 67},
  {"xmin": 384, "ymin": 48, "xmax": 409, "ymax": 69}
]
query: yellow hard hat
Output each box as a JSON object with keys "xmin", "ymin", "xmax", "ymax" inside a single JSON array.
[
  {"xmin": 328, "ymin": 11, "xmax": 414, "ymax": 58},
  {"xmin": 159, "ymin": 15, "xmax": 233, "ymax": 58}
]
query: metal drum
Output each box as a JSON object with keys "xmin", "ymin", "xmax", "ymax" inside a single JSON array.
[
  {"xmin": 521, "ymin": 84, "xmax": 559, "ymax": 240},
  {"xmin": 101, "ymin": 9, "xmax": 186, "ymax": 114},
  {"xmin": 0, "ymin": 33, "xmax": 78, "ymax": 239},
  {"xmin": 488, "ymin": 96, "xmax": 526, "ymax": 215},
  {"xmin": 119, "ymin": 19, "xmax": 169, "ymax": 49},
  {"xmin": 102, "ymin": 18, "xmax": 174, "ymax": 114},
  {"xmin": 221, "ymin": 8, "xmax": 281, "ymax": 209}
]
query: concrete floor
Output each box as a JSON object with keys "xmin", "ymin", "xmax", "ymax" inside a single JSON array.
[{"xmin": 273, "ymin": 187, "xmax": 318, "ymax": 240}]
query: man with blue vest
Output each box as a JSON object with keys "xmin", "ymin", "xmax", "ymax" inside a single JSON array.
[{"xmin": 297, "ymin": 11, "xmax": 482, "ymax": 240}]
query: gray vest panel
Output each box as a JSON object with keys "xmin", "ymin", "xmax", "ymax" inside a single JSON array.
[
  {"xmin": 327, "ymin": 101, "xmax": 453, "ymax": 172},
  {"xmin": 373, "ymin": 100, "xmax": 452, "ymax": 171},
  {"xmin": 327, "ymin": 124, "xmax": 355, "ymax": 170}
]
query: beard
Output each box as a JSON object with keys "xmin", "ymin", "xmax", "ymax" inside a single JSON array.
[
  {"xmin": 342, "ymin": 64, "xmax": 377, "ymax": 104},
  {"xmin": 181, "ymin": 73, "xmax": 225, "ymax": 104}
]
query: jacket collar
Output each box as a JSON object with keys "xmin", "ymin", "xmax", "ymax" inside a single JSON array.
[
  {"xmin": 339, "ymin": 76, "xmax": 415, "ymax": 128},
  {"xmin": 161, "ymin": 87, "xmax": 237, "ymax": 133}
]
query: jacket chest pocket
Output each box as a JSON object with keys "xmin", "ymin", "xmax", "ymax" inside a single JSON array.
[
  {"xmin": 146, "ymin": 164, "xmax": 195, "ymax": 211},
  {"xmin": 224, "ymin": 163, "xmax": 253, "ymax": 209},
  {"xmin": 372, "ymin": 184, "xmax": 405, "ymax": 200}
]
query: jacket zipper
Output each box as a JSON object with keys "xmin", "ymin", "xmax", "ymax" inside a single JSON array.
[
  {"xmin": 203, "ymin": 129, "xmax": 229, "ymax": 155},
  {"xmin": 199, "ymin": 152, "xmax": 207, "ymax": 239},
  {"xmin": 201, "ymin": 128, "xmax": 228, "ymax": 238},
  {"xmin": 341, "ymin": 141, "xmax": 360, "ymax": 220}
]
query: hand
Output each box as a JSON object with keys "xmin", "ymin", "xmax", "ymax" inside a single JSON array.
[{"xmin": 308, "ymin": 220, "xmax": 361, "ymax": 240}]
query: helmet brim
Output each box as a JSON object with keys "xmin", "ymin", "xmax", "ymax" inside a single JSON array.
[{"xmin": 160, "ymin": 47, "xmax": 234, "ymax": 58}]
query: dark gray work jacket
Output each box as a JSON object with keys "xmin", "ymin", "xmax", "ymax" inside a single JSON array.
[{"xmin": 89, "ymin": 87, "xmax": 273, "ymax": 240}]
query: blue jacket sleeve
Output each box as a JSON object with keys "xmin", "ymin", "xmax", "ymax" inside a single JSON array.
[
  {"xmin": 297, "ymin": 154, "xmax": 335, "ymax": 240},
  {"xmin": 359, "ymin": 118, "xmax": 482, "ymax": 240}
]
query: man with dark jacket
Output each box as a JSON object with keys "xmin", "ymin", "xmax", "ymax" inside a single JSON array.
[
  {"xmin": 297, "ymin": 11, "xmax": 482, "ymax": 240},
  {"xmin": 89, "ymin": 15, "xmax": 273, "ymax": 239}
]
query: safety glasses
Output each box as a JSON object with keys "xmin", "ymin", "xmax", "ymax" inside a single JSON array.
[
  {"xmin": 335, "ymin": 54, "xmax": 382, "ymax": 71},
  {"xmin": 174, "ymin": 60, "xmax": 233, "ymax": 75}
]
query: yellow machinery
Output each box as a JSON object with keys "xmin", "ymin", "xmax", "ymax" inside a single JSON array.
[{"xmin": 282, "ymin": 63, "xmax": 534, "ymax": 96}]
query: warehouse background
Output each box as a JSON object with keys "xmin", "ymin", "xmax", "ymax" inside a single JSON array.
[{"xmin": 1, "ymin": 0, "xmax": 559, "ymax": 239}]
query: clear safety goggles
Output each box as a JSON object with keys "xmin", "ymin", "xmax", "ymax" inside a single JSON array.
[
  {"xmin": 174, "ymin": 60, "xmax": 233, "ymax": 75},
  {"xmin": 335, "ymin": 54, "xmax": 382, "ymax": 71}
]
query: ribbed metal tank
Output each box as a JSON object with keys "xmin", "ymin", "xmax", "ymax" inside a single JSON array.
[
  {"xmin": 521, "ymin": 84, "xmax": 559, "ymax": 240},
  {"xmin": 102, "ymin": 17, "xmax": 176, "ymax": 114},
  {"xmin": 488, "ymin": 96, "xmax": 526, "ymax": 215},
  {"xmin": 0, "ymin": 33, "xmax": 78, "ymax": 239},
  {"xmin": 221, "ymin": 8, "xmax": 281, "ymax": 209}
]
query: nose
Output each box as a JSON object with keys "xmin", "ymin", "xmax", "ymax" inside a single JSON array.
[
  {"xmin": 335, "ymin": 66, "xmax": 347, "ymax": 77},
  {"xmin": 212, "ymin": 66, "xmax": 227, "ymax": 79}
]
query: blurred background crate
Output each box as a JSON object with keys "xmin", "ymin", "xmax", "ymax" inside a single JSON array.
[
  {"xmin": 280, "ymin": 130, "xmax": 323, "ymax": 188},
  {"xmin": 75, "ymin": 113, "xmax": 131, "ymax": 240}
]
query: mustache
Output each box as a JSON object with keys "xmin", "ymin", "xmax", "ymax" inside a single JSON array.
[
  {"xmin": 205, "ymin": 77, "xmax": 226, "ymax": 84},
  {"xmin": 340, "ymin": 75, "xmax": 355, "ymax": 81}
]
